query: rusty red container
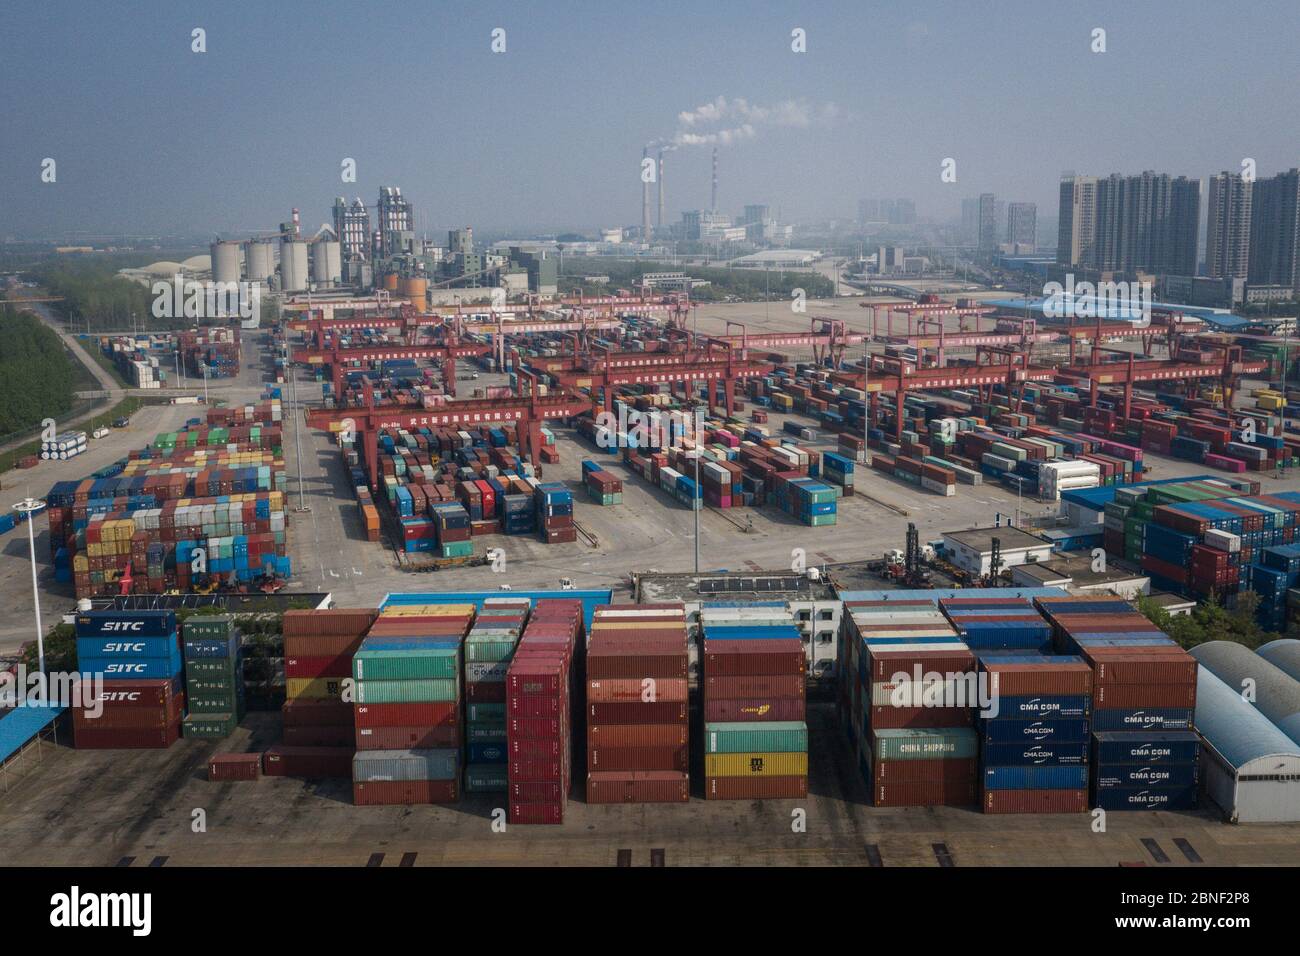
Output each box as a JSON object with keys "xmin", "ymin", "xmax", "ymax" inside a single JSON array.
[
  {"xmin": 208, "ymin": 753, "xmax": 261, "ymax": 782},
  {"xmin": 282, "ymin": 609, "xmax": 376, "ymax": 637},
  {"xmin": 509, "ymin": 801, "xmax": 563, "ymax": 824},
  {"xmin": 508, "ymin": 716, "xmax": 564, "ymax": 738},
  {"xmin": 282, "ymin": 632, "xmax": 366, "ymax": 658},
  {"xmin": 587, "ymin": 701, "xmax": 687, "ymax": 724},
  {"xmin": 506, "ymin": 665, "xmax": 566, "ymax": 695},
  {"xmin": 507, "ymin": 693, "xmax": 565, "ymax": 719},
  {"xmin": 703, "ymin": 697, "xmax": 805, "ymax": 722},
  {"xmin": 586, "ymin": 648, "xmax": 688, "ymax": 679},
  {"xmin": 872, "ymin": 779, "xmax": 977, "ymax": 807},
  {"xmin": 353, "ymin": 701, "xmax": 458, "ymax": 729},
  {"xmin": 75, "ymin": 718, "xmax": 181, "ymax": 750},
  {"xmin": 509, "ymin": 757, "xmax": 566, "ymax": 781},
  {"xmin": 355, "ymin": 725, "xmax": 461, "ymax": 750},
  {"xmin": 285, "ymin": 654, "xmax": 352, "ymax": 679},
  {"xmin": 587, "ymin": 770, "xmax": 689, "ymax": 803},
  {"xmin": 509, "ymin": 736, "xmax": 565, "ymax": 759},
  {"xmin": 509, "ymin": 779, "xmax": 564, "ymax": 802},
  {"xmin": 353, "ymin": 779, "xmax": 459, "ymax": 805},
  {"xmin": 587, "ymin": 723, "xmax": 688, "ymax": 747},
  {"xmin": 701, "ymin": 639, "xmax": 805, "ymax": 675},
  {"xmin": 982, "ymin": 788, "xmax": 1088, "ymax": 814},
  {"xmin": 871, "ymin": 757, "xmax": 977, "ymax": 785},
  {"xmin": 868, "ymin": 705, "xmax": 974, "ymax": 728},
  {"xmin": 262, "ymin": 745, "xmax": 353, "ymax": 778},
  {"xmin": 1094, "ymin": 682, "xmax": 1197, "ymax": 709},
  {"xmin": 863, "ymin": 648, "xmax": 975, "ymax": 682},
  {"xmin": 1082, "ymin": 648, "xmax": 1197, "ymax": 685},
  {"xmin": 465, "ymin": 680, "xmax": 507, "ymax": 703},
  {"xmin": 705, "ymin": 775, "xmax": 808, "ymax": 800},
  {"xmin": 982, "ymin": 661, "xmax": 1094, "ymax": 697},
  {"xmin": 588, "ymin": 745, "xmax": 688, "ymax": 772},
  {"xmin": 282, "ymin": 699, "xmax": 354, "ymax": 727},
  {"xmin": 586, "ymin": 678, "xmax": 687, "ymax": 703},
  {"xmin": 72, "ymin": 698, "xmax": 184, "ymax": 730},
  {"xmin": 705, "ymin": 675, "xmax": 805, "ymax": 699}
]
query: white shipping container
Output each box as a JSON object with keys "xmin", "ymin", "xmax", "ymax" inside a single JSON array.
[{"xmin": 1205, "ymin": 528, "xmax": 1242, "ymax": 553}]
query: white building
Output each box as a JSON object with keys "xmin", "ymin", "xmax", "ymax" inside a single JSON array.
[{"xmin": 941, "ymin": 527, "xmax": 1054, "ymax": 577}]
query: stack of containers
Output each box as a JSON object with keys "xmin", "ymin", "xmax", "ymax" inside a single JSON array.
[
  {"xmin": 700, "ymin": 606, "xmax": 808, "ymax": 799},
  {"xmin": 586, "ymin": 604, "xmax": 690, "ymax": 804},
  {"xmin": 581, "ymin": 461, "xmax": 624, "ymax": 505},
  {"xmin": 351, "ymin": 604, "xmax": 473, "ymax": 805},
  {"xmin": 820, "ymin": 452, "xmax": 856, "ymax": 496},
  {"xmin": 978, "ymin": 653, "xmax": 1093, "ymax": 813},
  {"xmin": 180, "ymin": 615, "xmax": 244, "ymax": 739},
  {"xmin": 941, "ymin": 597, "xmax": 1053, "ymax": 652},
  {"xmin": 429, "ymin": 501, "xmax": 474, "ymax": 559},
  {"xmin": 272, "ymin": 609, "xmax": 374, "ymax": 778},
  {"xmin": 463, "ymin": 598, "xmax": 531, "ymax": 793},
  {"xmin": 72, "ymin": 610, "xmax": 183, "ymax": 749},
  {"xmin": 535, "ymin": 482, "xmax": 576, "ymax": 544},
  {"xmin": 507, "ymin": 599, "xmax": 584, "ymax": 824},
  {"xmin": 841, "ymin": 600, "xmax": 978, "ymax": 807},
  {"xmin": 1034, "ymin": 595, "xmax": 1200, "ymax": 811}
]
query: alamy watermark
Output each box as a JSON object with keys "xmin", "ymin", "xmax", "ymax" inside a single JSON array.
[
  {"xmin": 1042, "ymin": 272, "xmax": 1152, "ymax": 326},
  {"xmin": 152, "ymin": 277, "xmax": 261, "ymax": 321},
  {"xmin": 594, "ymin": 406, "xmax": 707, "ymax": 451},
  {"xmin": 0, "ymin": 666, "xmax": 104, "ymax": 716},
  {"xmin": 887, "ymin": 665, "xmax": 1000, "ymax": 719}
]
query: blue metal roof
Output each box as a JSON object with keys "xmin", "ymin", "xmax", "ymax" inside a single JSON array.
[
  {"xmin": 985, "ymin": 296, "xmax": 1253, "ymax": 329},
  {"xmin": 1059, "ymin": 474, "xmax": 1226, "ymax": 511},
  {"xmin": 0, "ymin": 703, "xmax": 65, "ymax": 765},
  {"xmin": 1193, "ymin": 665, "xmax": 1300, "ymax": 771}
]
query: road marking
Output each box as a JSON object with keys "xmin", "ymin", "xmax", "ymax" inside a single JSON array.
[
  {"xmin": 115, "ymin": 856, "xmax": 135, "ymax": 867},
  {"xmin": 616, "ymin": 849, "xmax": 632, "ymax": 867},
  {"xmin": 399, "ymin": 852, "xmax": 418, "ymax": 867},
  {"xmin": 366, "ymin": 853, "xmax": 385, "ymax": 867},
  {"xmin": 148, "ymin": 856, "xmax": 168, "ymax": 867},
  {"xmin": 650, "ymin": 848, "xmax": 665, "ymax": 867},
  {"xmin": 932, "ymin": 843, "xmax": 955, "ymax": 867},
  {"xmin": 865, "ymin": 844, "xmax": 883, "ymax": 867},
  {"xmin": 1172, "ymin": 838, "xmax": 1202, "ymax": 863},
  {"xmin": 1140, "ymin": 838, "xmax": 1170, "ymax": 864}
]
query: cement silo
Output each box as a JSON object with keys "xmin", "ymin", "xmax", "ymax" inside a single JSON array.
[
  {"xmin": 210, "ymin": 241, "xmax": 241, "ymax": 284},
  {"xmin": 400, "ymin": 276, "xmax": 428, "ymax": 313},
  {"xmin": 280, "ymin": 239, "xmax": 309, "ymax": 292},
  {"xmin": 245, "ymin": 240, "xmax": 275, "ymax": 282},
  {"xmin": 311, "ymin": 239, "xmax": 342, "ymax": 286}
]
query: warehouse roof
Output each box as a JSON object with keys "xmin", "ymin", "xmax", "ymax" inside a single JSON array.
[
  {"xmin": 0, "ymin": 704, "xmax": 64, "ymax": 766},
  {"xmin": 1193, "ymin": 666, "xmax": 1300, "ymax": 773},
  {"xmin": 1258, "ymin": 639, "xmax": 1300, "ymax": 683},
  {"xmin": 943, "ymin": 526, "xmax": 1048, "ymax": 553},
  {"xmin": 638, "ymin": 572, "xmax": 835, "ymax": 605},
  {"xmin": 1190, "ymin": 641, "xmax": 1300, "ymax": 746}
]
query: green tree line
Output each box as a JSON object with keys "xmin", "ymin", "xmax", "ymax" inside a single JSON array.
[
  {"xmin": 1136, "ymin": 591, "xmax": 1281, "ymax": 650},
  {"xmin": 0, "ymin": 306, "xmax": 75, "ymax": 435},
  {"xmin": 561, "ymin": 258, "xmax": 835, "ymax": 303}
]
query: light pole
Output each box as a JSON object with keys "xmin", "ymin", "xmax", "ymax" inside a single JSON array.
[
  {"xmin": 14, "ymin": 497, "xmax": 46, "ymax": 683},
  {"xmin": 692, "ymin": 449, "xmax": 701, "ymax": 574}
]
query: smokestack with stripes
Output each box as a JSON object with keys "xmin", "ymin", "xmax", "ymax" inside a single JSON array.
[
  {"xmin": 657, "ymin": 149, "xmax": 665, "ymax": 233},
  {"xmin": 711, "ymin": 147, "xmax": 718, "ymax": 213},
  {"xmin": 642, "ymin": 147, "xmax": 652, "ymax": 243}
]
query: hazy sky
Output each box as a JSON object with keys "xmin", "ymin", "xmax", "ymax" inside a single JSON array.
[{"xmin": 3, "ymin": 0, "xmax": 1297, "ymax": 238}]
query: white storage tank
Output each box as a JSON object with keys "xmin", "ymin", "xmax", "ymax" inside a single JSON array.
[
  {"xmin": 245, "ymin": 240, "xmax": 275, "ymax": 282},
  {"xmin": 210, "ymin": 241, "xmax": 241, "ymax": 284},
  {"xmin": 280, "ymin": 239, "xmax": 309, "ymax": 292},
  {"xmin": 311, "ymin": 239, "xmax": 342, "ymax": 286}
]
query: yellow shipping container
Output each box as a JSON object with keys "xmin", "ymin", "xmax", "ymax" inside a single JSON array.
[
  {"xmin": 286, "ymin": 677, "xmax": 346, "ymax": 700},
  {"xmin": 380, "ymin": 604, "xmax": 477, "ymax": 617},
  {"xmin": 1258, "ymin": 395, "xmax": 1286, "ymax": 411},
  {"xmin": 705, "ymin": 752, "xmax": 809, "ymax": 778}
]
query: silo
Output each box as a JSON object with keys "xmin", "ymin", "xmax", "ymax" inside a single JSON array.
[
  {"xmin": 280, "ymin": 239, "xmax": 309, "ymax": 292},
  {"xmin": 210, "ymin": 241, "xmax": 241, "ymax": 284},
  {"xmin": 245, "ymin": 240, "xmax": 275, "ymax": 282},
  {"xmin": 382, "ymin": 272, "xmax": 400, "ymax": 292},
  {"xmin": 312, "ymin": 239, "xmax": 342, "ymax": 286},
  {"xmin": 401, "ymin": 276, "xmax": 428, "ymax": 313}
]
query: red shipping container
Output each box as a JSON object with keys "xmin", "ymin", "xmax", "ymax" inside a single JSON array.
[
  {"xmin": 587, "ymin": 770, "xmax": 689, "ymax": 803},
  {"xmin": 868, "ymin": 705, "xmax": 975, "ymax": 729},
  {"xmin": 509, "ymin": 780, "xmax": 564, "ymax": 802},
  {"xmin": 355, "ymin": 725, "xmax": 461, "ymax": 750},
  {"xmin": 981, "ymin": 661, "xmax": 1093, "ymax": 697},
  {"xmin": 464, "ymin": 680, "xmax": 507, "ymax": 703},
  {"xmin": 509, "ymin": 758, "xmax": 566, "ymax": 782},
  {"xmin": 1094, "ymin": 682, "xmax": 1197, "ymax": 709},
  {"xmin": 704, "ymin": 675, "xmax": 805, "ymax": 699},
  {"xmin": 353, "ymin": 779, "xmax": 459, "ymax": 805},
  {"xmin": 870, "ymin": 757, "xmax": 977, "ymax": 785},
  {"xmin": 509, "ymin": 736, "xmax": 565, "ymax": 759},
  {"xmin": 507, "ymin": 694, "xmax": 566, "ymax": 719},
  {"xmin": 872, "ymin": 779, "xmax": 977, "ymax": 807},
  {"xmin": 862, "ymin": 648, "xmax": 975, "ymax": 682},
  {"xmin": 285, "ymin": 654, "xmax": 352, "ymax": 679},
  {"xmin": 208, "ymin": 753, "xmax": 262, "ymax": 782},
  {"xmin": 705, "ymin": 775, "xmax": 808, "ymax": 800},
  {"xmin": 262, "ymin": 745, "xmax": 353, "ymax": 778},
  {"xmin": 703, "ymin": 697, "xmax": 806, "ymax": 722},
  {"xmin": 282, "ymin": 699, "xmax": 354, "ymax": 727},
  {"xmin": 701, "ymin": 639, "xmax": 806, "ymax": 676},
  {"xmin": 587, "ymin": 678, "xmax": 688, "ymax": 703},
  {"xmin": 283, "ymin": 724, "xmax": 355, "ymax": 747},
  {"xmin": 508, "ymin": 716, "xmax": 564, "ymax": 738},
  {"xmin": 1083, "ymin": 648, "xmax": 1197, "ymax": 685},
  {"xmin": 75, "ymin": 719, "xmax": 181, "ymax": 750},
  {"xmin": 588, "ymin": 745, "xmax": 688, "ymax": 772},
  {"xmin": 587, "ymin": 702, "xmax": 687, "ymax": 724},
  {"xmin": 509, "ymin": 801, "xmax": 563, "ymax": 824},
  {"xmin": 982, "ymin": 789, "xmax": 1088, "ymax": 814},
  {"xmin": 587, "ymin": 723, "xmax": 688, "ymax": 747},
  {"xmin": 353, "ymin": 701, "xmax": 458, "ymax": 729}
]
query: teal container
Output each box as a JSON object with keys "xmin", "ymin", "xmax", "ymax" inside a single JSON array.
[
  {"xmin": 188, "ymin": 692, "xmax": 245, "ymax": 716},
  {"xmin": 353, "ymin": 647, "xmax": 459, "ymax": 681},
  {"xmin": 355, "ymin": 678, "xmax": 459, "ymax": 703},
  {"xmin": 464, "ymin": 637, "xmax": 519, "ymax": 662},
  {"xmin": 466, "ymin": 702, "xmax": 506, "ymax": 722},
  {"xmin": 464, "ymin": 764, "xmax": 509, "ymax": 792},
  {"xmin": 186, "ymin": 658, "xmax": 240, "ymax": 679},
  {"xmin": 704, "ymin": 721, "xmax": 808, "ymax": 754},
  {"xmin": 868, "ymin": 727, "xmax": 979, "ymax": 761},
  {"xmin": 182, "ymin": 712, "xmax": 238, "ymax": 738},
  {"xmin": 465, "ymin": 721, "xmax": 508, "ymax": 742},
  {"xmin": 440, "ymin": 541, "xmax": 474, "ymax": 559}
]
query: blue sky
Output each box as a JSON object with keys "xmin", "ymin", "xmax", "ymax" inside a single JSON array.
[{"xmin": 2, "ymin": 0, "xmax": 1297, "ymax": 238}]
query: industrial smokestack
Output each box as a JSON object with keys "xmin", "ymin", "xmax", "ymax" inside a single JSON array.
[
  {"xmin": 657, "ymin": 149, "xmax": 665, "ymax": 232},
  {"xmin": 711, "ymin": 148, "xmax": 718, "ymax": 214},
  {"xmin": 292, "ymin": 207, "xmax": 301, "ymax": 238},
  {"xmin": 642, "ymin": 147, "xmax": 652, "ymax": 244}
]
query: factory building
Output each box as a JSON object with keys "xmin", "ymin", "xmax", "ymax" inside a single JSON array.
[
  {"xmin": 332, "ymin": 196, "xmax": 371, "ymax": 263},
  {"xmin": 377, "ymin": 186, "xmax": 413, "ymax": 258},
  {"xmin": 941, "ymin": 526, "xmax": 1054, "ymax": 578}
]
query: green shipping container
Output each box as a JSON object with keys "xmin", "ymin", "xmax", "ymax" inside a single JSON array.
[
  {"xmin": 466, "ymin": 702, "xmax": 505, "ymax": 722},
  {"xmin": 188, "ymin": 692, "xmax": 246, "ymax": 716},
  {"xmin": 182, "ymin": 712, "xmax": 239, "ymax": 738},
  {"xmin": 186, "ymin": 674, "xmax": 240, "ymax": 697},
  {"xmin": 186, "ymin": 658, "xmax": 240, "ymax": 679},
  {"xmin": 440, "ymin": 541, "xmax": 474, "ymax": 559},
  {"xmin": 465, "ymin": 722, "xmax": 507, "ymax": 742},
  {"xmin": 464, "ymin": 638, "xmax": 518, "ymax": 663},
  {"xmin": 355, "ymin": 678, "xmax": 459, "ymax": 703},
  {"xmin": 182, "ymin": 616, "xmax": 233, "ymax": 639},
  {"xmin": 353, "ymin": 647, "xmax": 459, "ymax": 681},
  {"xmin": 704, "ymin": 721, "xmax": 808, "ymax": 754},
  {"xmin": 869, "ymin": 728, "xmax": 978, "ymax": 761}
]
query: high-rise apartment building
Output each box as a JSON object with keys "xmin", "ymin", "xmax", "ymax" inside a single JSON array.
[
  {"xmin": 977, "ymin": 193, "xmax": 999, "ymax": 250},
  {"xmin": 1248, "ymin": 168, "xmax": 1300, "ymax": 293},
  {"xmin": 1206, "ymin": 172, "xmax": 1253, "ymax": 279},
  {"xmin": 1057, "ymin": 171, "xmax": 1198, "ymax": 275},
  {"xmin": 1007, "ymin": 202, "xmax": 1037, "ymax": 249}
]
